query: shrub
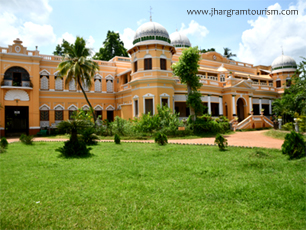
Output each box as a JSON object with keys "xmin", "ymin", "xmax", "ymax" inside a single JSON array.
[
  {"xmin": 282, "ymin": 131, "xmax": 306, "ymax": 159},
  {"xmin": 0, "ymin": 147, "xmax": 6, "ymax": 153},
  {"xmin": 114, "ymin": 134, "xmax": 121, "ymax": 144},
  {"xmin": 20, "ymin": 134, "xmax": 34, "ymax": 145},
  {"xmin": 282, "ymin": 122, "xmax": 294, "ymax": 131},
  {"xmin": 215, "ymin": 133, "xmax": 228, "ymax": 151},
  {"xmin": 0, "ymin": 137, "xmax": 8, "ymax": 149},
  {"xmin": 80, "ymin": 127, "xmax": 99, "ymax": 145},
  {"xmin": 299, "ymin": 115, "xmax": 306, "ymax": 133},
  {"xmin": 56, "ymin": 140, "xmax": 92, "ymax": 158},
  {"xmin": 154, "ymin": 132, "xmax": 168, "ymax": 145}
]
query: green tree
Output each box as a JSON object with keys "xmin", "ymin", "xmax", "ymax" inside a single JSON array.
[
  {"xmin": 223, "ymin": 47, "xmax": 236, "ymax": 60},
  {"xmin": 272, "ymin": 57, "xmax": 306, "ymax": 119},
  {"xmin": 57, "ymin": 37, "xmax": 99, "ymax": 123},
  {"xmin": 53, "ymin": 39, "xmax": 72, "ymax": 56},
  {"xmin": 201, "ymin": 48, "xmax": 215, "ymax": 53},
  {"xmin": 172, "ymin": 46, "xmax": 204, "ymax": 118},
  {"xmin": 93, "ymin": 31, "xmax": 128, "ymax": 61}
]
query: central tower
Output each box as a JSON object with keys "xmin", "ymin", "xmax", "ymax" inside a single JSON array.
[{"xmin": 128, "ymin": 21, "xmax": 176, "ymax": 117}]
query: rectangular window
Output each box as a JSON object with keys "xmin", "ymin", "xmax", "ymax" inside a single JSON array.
[
  {"xmin": 134, "ymin": 61, "xmax": 138, "ymax": 72},
  {"xmin": 135, "ymin": 100, "xmax": 138, "ymax": 117},
  {"xmin": 161, "ymin": 98, "xmax": 168, "ymax": 107},
  {"xmin": 160, "ymin": 59, "xmax": 166, "ymax": 70},
  {"xmin": 144, "ymin": 58, "xmax": 152, "ymax": 70},
  {"xmin": 69, "ymin": 111, "xmax": 75, "ymax": 120},
  {"xmin": 276, "ymin": 80, "xmax": 281, "ymax": 88},
  {"xmin": 286, "ymin": 79, "xmax": 291, "ymax": 87},
  {"xmin": 40, "ymin": 111, "xmax": 49, "ymax": 121},
  {"xmin": 95, "ymin": 110, "xmax": 102, "ymax": 120},
  {"xmin": 145, "ymin": 98, "xmax": 153, "ymax": 114},
  {"xmin": 55, "ymin": 111, "xmax": 63, "ymax": 121}
]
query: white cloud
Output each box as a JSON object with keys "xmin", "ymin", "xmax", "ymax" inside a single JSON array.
[
  {"xmin": 0, "ymin": 0, "xmax": 52, "ymax": 23},
  {"xmin": 238, "ymin": 0, "xmax": 306, "ymax": 65},
  {"xmin": 137, "ymin": 18, "xmax": 147, "ymax": 26},
  {"xmin": 120, "ymin": 28, "xmax": 135, "ymax": 50},
  {"xmin": 179, "ymin": 20, "xmax": 209, "ymax": 39},
  {"xmin": 0, "ymin": 12, "xmax": 56, "ymax": 48},
  {"xmin": 56, "ymin": 32, "xmax": 75, "ymax": 45}
]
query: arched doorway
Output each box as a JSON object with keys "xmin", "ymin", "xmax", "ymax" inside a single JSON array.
[{"xmin": 237, "ymin": 98, "xmax": 245, "ymax": 122}]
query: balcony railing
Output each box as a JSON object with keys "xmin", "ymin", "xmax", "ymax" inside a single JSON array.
[{"xmin": 1, "ymin": 80, "xmax": 33, "ymax": 88}]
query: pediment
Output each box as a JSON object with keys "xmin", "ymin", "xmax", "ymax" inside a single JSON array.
[
  {"xmin": 201, "ymin": 51, "xmax": 226, "ymax": 62},
  {"xmin": 233, "ymin": 80, "xmax": 253, "ymax": 89}
]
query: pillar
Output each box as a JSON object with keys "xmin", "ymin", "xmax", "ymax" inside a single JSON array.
[
  {"xmin": 259, "ymin": 98, "xmax": 262, "ymax": 111},
  {"xmin": 208, "ymin": 95, "xmax": 211, "ymax": 115},
  {"xmin": 219, "ymin": 96, "xmax": 223, "ymax": 115},
  {"xmin": 232, "ymin": 95, "xmax": 236, "ymax": 116},
  {"xmin": 249, "ymin": 96, "xmax": 252, "ymax": 113},
  {"xmin": 269, "ymin": 99, "xmax": 272, "ymax": 115}
]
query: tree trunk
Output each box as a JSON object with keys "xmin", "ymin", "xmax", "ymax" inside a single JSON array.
[
  {"xmin": 187, "ymin": 84, "xmax": 196, "ymax": 120},
  {"xmin": 78, "ymin": 78, "xmax": 97, "ymax": 126},
  {"xmin": 70, "ymin": 127, "xmax": 78, "ymax": 142}
]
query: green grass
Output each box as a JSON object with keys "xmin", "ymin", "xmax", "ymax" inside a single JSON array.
[
  {"xmin": 264, "ymin": 129, "xmax": 306, "ymax": 141},
  {"xmin": 1, "ymin": 142, "xmax": 305, "ymax": 229}
]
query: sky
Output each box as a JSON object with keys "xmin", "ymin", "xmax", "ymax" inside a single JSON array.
[{"xmin": 0, "ymin": 0, "xmax": 305, "ymax": 66}]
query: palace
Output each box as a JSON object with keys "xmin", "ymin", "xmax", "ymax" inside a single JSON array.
[{"xmin": 0, "ymin": 21, "xmax": 298, "ymax": 136}]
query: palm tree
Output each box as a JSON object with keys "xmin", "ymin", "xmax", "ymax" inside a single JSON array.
[
  {"xmin": 223, "ymin": 47, "xmax": 237, "ymax": 60},
  {"xmin": 57, "ymin": 37, "xmax": 99, "ymax": 123}
]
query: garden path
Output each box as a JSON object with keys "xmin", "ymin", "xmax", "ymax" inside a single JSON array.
[{"xmin": 6, "ymin": 130, "xmax": 283, "ymax": 149}]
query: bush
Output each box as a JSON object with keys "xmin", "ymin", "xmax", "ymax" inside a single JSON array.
[
  {"xmin": 56, "ymin": 140, "xmax": 92, "ymax": 158},
  {"xmin": 282, "ymin": 122, "xmax": 294, "ymax": 131},
  {"xmin": 154, "ymin": 132, "xmax": 168, "ymax": 145},
  {"xmin": 80, "ymin": 127, "xmax": 99, "ymax": 145},
  {"xmin": 193, "ymin": 114, "xmax": 230, "ymax": 135},
  {"xmin": 0, "ymin": 137, "xmax": 8, "ymax": 149},
  {"xmin": 215, "ymin": 133, "xmax": 228, "ymax": 151},
  {"xmin": 299, "ymin": 115, "xmax": 306, "ymax": 133},
  {"xmin": 20, "ymin": 134, "xmax": 34, "ymax": 145},
  {"xmin": 282, "ymin": 131, "xmax": 306, "ymax": 159},
  {"xmin": 114, "ymin": 134, "xmax": 121, "ymax": 144},
  {"xmin": 0, "ymin": 146, "xmax": 6, "ymax": 153}
]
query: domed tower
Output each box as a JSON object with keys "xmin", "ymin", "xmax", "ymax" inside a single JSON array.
[
  {"xmin": 128, "ymin": 21, "xmax": 176, "ymax": 117},
  {"xmin": 170, "ymin": 31, "xmax": 191, "ymax": 50},
  {"xmin": 271, "ymin": 54, "xmax": 297, "ymax": 90}
]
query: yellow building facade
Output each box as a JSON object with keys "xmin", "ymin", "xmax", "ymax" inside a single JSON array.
[{"xmin": 0, "ymin": 22, "xmax": 298, "ymax": 136}]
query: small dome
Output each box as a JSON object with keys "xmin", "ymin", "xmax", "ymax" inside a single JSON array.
[
  {"xmin": 133, "ymin": 22, "xmax": 170, "ymax": 46},
  {"xmin": 170, "ymin": 31, "xmax": 191, "ymax": 48},
  {"xmin": 271, "ymin": 55, "xmax": 297, "ymax": 73}
]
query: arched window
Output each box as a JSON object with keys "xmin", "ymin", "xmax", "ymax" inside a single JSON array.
[
  {"xmin": 39, "ymin": 104, "xmax": 50, "ymax": 128},
  {"xmin": 106, "ymin": 75, "xmax": 114, "ymax": 93},
  {"xmin": 69, "ymin": 79, "xmax": 76, "ymax": 91},
  {"xmin": 54, "ymin": 77, "xmax": 62, "ymax": 90},
  {"xmin": 4, "ymin": 66, "xmax": 30, "ymax": 87},
  {"xmin": 40, "ymin": 76, "xmax": 49, "ymax": 90},
  {"xmin": 54, "ymin": 104, "xmax": 64, "ymax": 123},
  {"xmin": 95, "ymin": 79, "xmax": 101, "ymax": 92}
]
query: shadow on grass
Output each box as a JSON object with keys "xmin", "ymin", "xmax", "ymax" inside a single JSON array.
[{"xmin": 57, "ymin": 153, "xmax": 95, "ymax": 159}]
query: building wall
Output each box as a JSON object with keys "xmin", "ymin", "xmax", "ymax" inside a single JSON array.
[{"xmin": 0, "ymin": 39, "xmax": 293, "ymax": 136}]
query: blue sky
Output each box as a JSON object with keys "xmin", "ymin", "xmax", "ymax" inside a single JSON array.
[{"xmin": 1, "ymin": 0, "xmax": 305, "ymax": 66}]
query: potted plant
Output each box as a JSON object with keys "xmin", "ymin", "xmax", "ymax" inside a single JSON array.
[
  {"xmin": 261, "ymin": 108, "xmax": 264, "ymax": 115},
  {"xmin": 250, "ymin": 108, "xmax": 254, "ymax": 115}
]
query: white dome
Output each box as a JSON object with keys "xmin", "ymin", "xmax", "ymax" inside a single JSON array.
[
  {"xmin": 271, "ymin": 55, "xmax": 297, "ymax": 73},
  {"xmin": 133, "ymin": 22, "xmax": 170, "ymax": 46},
  {"xmin": 170, "ymin": 31, "xmax": 191, "ymax": 48}
]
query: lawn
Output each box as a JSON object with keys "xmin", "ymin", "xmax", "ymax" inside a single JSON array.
[
  {"xmin": 264, "ymin": 129, "xmax": 306, "ymax": 141},
  {"xmin": 1, "ymin": 142, "xmax": 305, "ymax": 229}
]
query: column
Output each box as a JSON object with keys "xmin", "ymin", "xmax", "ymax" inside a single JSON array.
[
  {"xmin": 249, "ymin": 96, "xmax": 252, "ymax": 113},
  {"xmin": 259, "ymin": 98, "xmax": 262, "ymax": 111},
  {"xmin": 269, "ymin": 99, "xmax": 272, "ymax": 115},
  {"xmin": 232, "ymin": 95, "xmax": 236, "ymax": 116},
  {"xmin": 219, "ymin": 96, "xmax": 223, "ymax": 115},
  {"xmin": 208, "ymin": 95, "xmax": 211, "ymax": 115},
  {"xmin": 49, "ymin": 76, "xmax": 55, "ymax": 91}
]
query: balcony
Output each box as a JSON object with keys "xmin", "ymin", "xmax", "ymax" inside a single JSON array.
[{"xmin": 1, "ymin": 79, "xmax": 33, "ymax": 89}]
